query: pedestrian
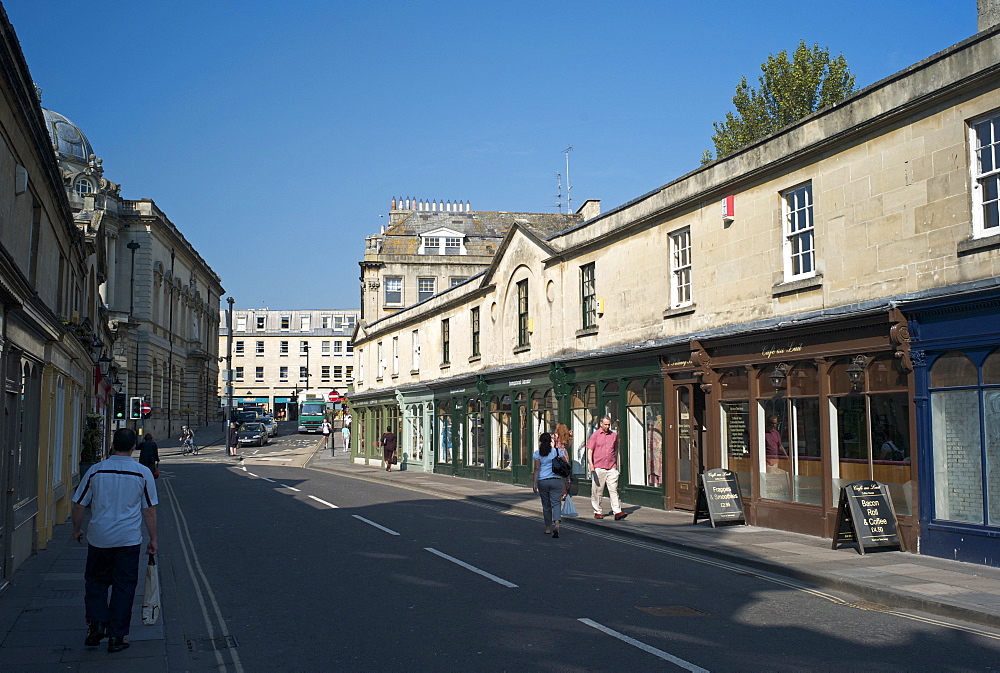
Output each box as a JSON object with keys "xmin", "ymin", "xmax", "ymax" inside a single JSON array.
[
  {"xmin": 553, "ymin": 422, "xmax": 574, "ymax": 496},
  {"xmin": 228, "ymin": 421, "xmax": 239, "ymax": 456},
  {"xmin": 320, "ymin": 418, "xmax": 332, "ymax": 450},
  {"xmin": 179, "ymin": 425, "xmax": 196, "ymax": 455},
  {"xmin": 380, "ymin": 426, "xmax": 396, "ymax": 471},
  {"xmin": 71, "ymin": 428, "xmax": 158, "ymax": 654},
  {"xmin": 533, "ymin": 432, "xmax": 568, "ymax": 538},
  {"xmin": 587, "ymin": 415, "xmax": 627, "ymax": 520},
  {"xmin": 341, "ymin": 423, "xmax": 351, "ymax": 453},
  {"xmin": 137, "ymin": 434, "xmax": 159, "ymax": 478}
]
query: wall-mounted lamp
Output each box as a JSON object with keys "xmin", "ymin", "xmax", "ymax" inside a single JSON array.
[
  {"xmin": 769, "ymin": 362, "xmax": 789, "ymax": 390},
  {"xmin": 97, "ymin": 351, "xmax": 114, "ymax": 377},
  {"xmin": 846, "ymin": 355, "xmax": 868, "ymax": 391}
]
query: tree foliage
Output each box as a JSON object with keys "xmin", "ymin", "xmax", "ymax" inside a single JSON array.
[{"xmin": 704, "ymin": 40, "xmax": 856, "ymax": 162}]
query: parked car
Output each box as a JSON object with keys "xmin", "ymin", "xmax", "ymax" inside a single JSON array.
[
  {"xmin": 237, "ymin": 410, "xmax": 260, "ymax": 424},
  {"xmin": 237, "ymin": 422, "xmax": 268, "ymax": 447},
  {"xmin": 260, "ymin": 415, "xmax": 278, "ymax": 437}
]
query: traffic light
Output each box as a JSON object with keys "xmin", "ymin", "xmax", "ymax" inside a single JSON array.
[
  {"xmin": 113, "ymin": 393, "xmax": 127, "ymax": 420},
  {"xmin": 130, "ymin": 396, "xmax": 142, "ymax": 420}
]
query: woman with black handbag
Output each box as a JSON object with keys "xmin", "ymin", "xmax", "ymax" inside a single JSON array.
[{"xmin": 533, "ymin": 432, "xmax": 570, "ymax": 538}]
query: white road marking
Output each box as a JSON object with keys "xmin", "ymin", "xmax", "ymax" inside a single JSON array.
[
  {"xmin": 279, "ymin": 484, "xmax": 301, "ymax": 492},
  {"xmin": 260, "ymin": 477, "xmax": 276, "ymax": 483},
  {"xmin": 578, "ymin": 618, "xmax": 709, "ymax": 672},
  {"xmin": 258, "ymin": 457, "xmax": 293, "ymax": 462},
  {"xmin": 424, "ymin": 547, "xmax": 518, "ymax": 588},
  {"xmin": 308, "ymin": 495, "xmax": 339, "ymax": 509},
  {"xmin": 352, "ymin": 515, "xmax": 399, "ymax": 535}
]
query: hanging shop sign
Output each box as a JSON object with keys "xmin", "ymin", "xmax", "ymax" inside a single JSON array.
[
  {"xmin": 693, "ymin": 468, "xmax": 746, "ymax": 527},
  {"xmin": 832, "ymin": 480, "xmax": 903, "ymax": 554}
]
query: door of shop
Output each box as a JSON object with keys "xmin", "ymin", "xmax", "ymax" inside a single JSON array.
[{"xmin": 671, "ymin": 382, "xmax": 705, "ymax": 510}]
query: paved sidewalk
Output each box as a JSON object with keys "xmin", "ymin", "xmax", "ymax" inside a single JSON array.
[
  {"xmin": 0, "ymin": 420, "xmax": 228, "ymax": 672},
  {"xmin": 310, "ymin": 443, "xmax": 1000, "ymax": 630}
]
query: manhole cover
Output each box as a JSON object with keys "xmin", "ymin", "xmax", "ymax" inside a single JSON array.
[
  {"xmin": 187, "ymin": 635, "xmax": 238, "ymax": 651},
  {"xmin": 637, "ymin": 605, "xmax": 708, "ymax": 617}
]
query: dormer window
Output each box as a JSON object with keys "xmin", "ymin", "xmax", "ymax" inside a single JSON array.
[
  {"xmin": 74, "ymin": 177, "xmax": 94, "ymax": 197},
  {"xmin": 419, "ymin": 228, "xmax": 467, "ymax": 255}
]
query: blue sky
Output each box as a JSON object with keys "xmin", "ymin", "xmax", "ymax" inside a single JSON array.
[{"xmin": 5, "ymin": 1, "xmax": 976, "ymax": 310}]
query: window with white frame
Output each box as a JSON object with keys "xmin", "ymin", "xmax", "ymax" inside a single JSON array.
[
  {"xmin": 580, "ymin": 263, "xmax": 596, "ymax": 329},
  {"xmin": 444, "ymin": 237, "xmax": 462, "ymax": 254},
  {"xmin": 280, "ymin": 340, "xmax": 289, "ymax": 355},
  {"xmin": 300, "ymin": 315, "xmax": 310, "ymax": 331},
  {"xmin": 321, "ymin": 316, "xmax": 331, "ymax": 328},
  {"xmin": 256, "ymin": 340, "xmax": 265, "ymax": 356},
  {"xmin": 783, "ymin": 183, "xmax": 815, "ymax": 280},
  {"xmin": 972, "ymin": 112, "xmax": 1000, "ymax": 237},
  {"xmin": 358, "ymin": 351, "xmax": 364, "ymax": 382},
  {"xmin": 412, "ymin": 330, "xmax": 420, "ymax": 371},
  {"xmin": 74, "ymin": 177, "xmax": 94, "ymax": 196},
  {"xmin": 235, "ymin": 340, "xmax": 245, "ymax": 356},
  {"xmin": 384, "ymin": 277, "xmax": 403, "ymax": 305},
  {"xmin": 418, "ymin": 277, "xmax": 436, "ymax": 302},
  {"xmin": 235, "ymin": 366, "xmax": 244, "ymax": 381},
  {"xmin": 256, "ymin": 316, "xmax": 266, "ymax": 330},
  {"xmin": 279, "ymin": 366, "xmax": 288, "ymax": 381},
  {"xmin": 346, "ymin": 365, "xmax": 353, "ymax": 381},
  {"xmin": 321, "ymin": 365, "xmax": 330, "ymax": 381},
  {"xmin": 346, "ymin": 342, "xmax": 353, "ymax": 353},
  {"xmin": 280, "ymin": 316, "xmax": 290, "ymax": 330},
  {"xmin": 300, "ymin": 340, "xmax": 309, "ymax": 354},
  {"xmin": 441, "ymin": 319, "xmax": 450, "ymax": 365},
  {"xmin": 670, "ymin": 228, "xmax": 692, "ymax": 308},
  {"xmin": 255, "ymin": 366, "xmax": 264, "ymax": 381},
  {"xmin": 377, "ymin": 341, "xmax": 385, "ymax": 379},
  {"xmin": 450, "ymin": 277, "xmax": 467, "ymax": 288},
  {"xmin": 421, "ymin": 237, "xmax": 441, "ymax": 254},
  {"xmin": 334, "ymin": 315, "xmax": 343, "ymax": 330},
  {"xmin": 346, "ymin": 315, "xmax": 356, "ymax": 330},
  {"xmin": 334, "ymin": 366, "xmax": 343, "ymax": 381},
  {"xmin": 322, "ymin": 341, "xmax": 330, "ymax": 355},
  {"xmin": 334, "ymin": 340, "xmax": 342, "ymax": 354},
  {"xmin": 392, "ymin": 336, "xmax": 399, "ymax": 376},
  {"xmin": 236, "ymin": 315, "xmax": 247, "ymax": 331},
  {"xmin": 299, "ymin": 366, "xmax": 308, "ymax": 381}
]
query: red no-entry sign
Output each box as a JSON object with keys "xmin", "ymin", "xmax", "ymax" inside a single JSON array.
[
  {"xmin": 327, "ymin": 390, "xmax": 340, "ymax": 403},
  {"xmin": 141, "ymin": 401, "xmax": 152, "ymax": 415}
]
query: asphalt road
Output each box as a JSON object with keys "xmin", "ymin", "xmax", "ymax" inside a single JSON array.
[{"xmin": 156, "ymin": 429, "xmax": 1000, "ymax": 672}]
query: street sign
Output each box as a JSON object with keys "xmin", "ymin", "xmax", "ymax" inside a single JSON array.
[
  {"xmin": 327, "ymin": 390, "xmax": 340, "ymax": 402},
  {"xmin": 140, "ymin": 401, "xmax": 152, "ymax": 416}
]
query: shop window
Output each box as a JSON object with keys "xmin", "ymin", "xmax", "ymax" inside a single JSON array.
[
  {"xmin": 625, "ymin": 379, "xmax": 664, "ymax": 487},
  {"xmin": 930, "ymin": 349, "xmax": 1000, "ymax": 525},
  {"xmin": 571, "ymin": 384, "xmax": 598, "ymax": 467},
  {"xmin": 464, "ymin": 398, "xmax": 481, "ymax": 466},
  {"xmin": 531, "ymin": 389, "xmax": 559, "ymax": 463},
  {"xmin": 603, "ymin": 381, "xmax": 620, "ymax": 428},
  {"xmin": 831, "ymin": 356, "xmax": 911, "ymax": 515},
  {"xmin": 759, "ymin": 363, "xmax": 822, "ymax": 505},
  {"xmin": 971, "ymin": 112, "xmax": 1000, "ymax": 237},
  {"xmin": 491, "ymin": 395, "xmax": 512, "ymax": 470},
  {"xmin": 720, "ymin": 369, "xmax": 751, "ymax": 490},
  {"xmin": 437, "ymin": 400, "xmax": 454, "ymax": 464},
  {"xmin": 516, "ymin": 392, "xmax": 530, "ymax": 467}
]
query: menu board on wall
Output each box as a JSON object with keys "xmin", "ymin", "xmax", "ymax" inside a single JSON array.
[
  {"xmin": 693, "ymin": 468, "xmax": 746, "ymax": 527},
  {"xmin": 832, "ymin": 480, "xmax": 904, "ymax": 554},
  {"xmin": 722, "ymin": 402, "xmax": 749, "ymax": 457}
]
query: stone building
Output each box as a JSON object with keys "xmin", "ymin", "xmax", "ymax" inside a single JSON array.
[
  {"xmin": 359, "ymin": 198, "xmax": 597, "ymax": 321},
  {"xmin": 0, "ymin": 8, "xmax": 115, "ymax": 584},
  {"xmin": 350, "ymin": 16, "xmax": 1000, "ymax": 566},
  {"xmin": 220, "ymin": 308, "xmax": 360, "ymax": 420}
]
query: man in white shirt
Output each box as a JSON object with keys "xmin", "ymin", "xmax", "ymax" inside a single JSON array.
[{"xmin": 72, "ymin": 428, "xmax": 158, "ymax": 653}]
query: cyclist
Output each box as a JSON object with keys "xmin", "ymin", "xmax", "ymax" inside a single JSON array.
[{"xmin": 180, "ymin": 426, "xmax": 197, "ymax": 455}]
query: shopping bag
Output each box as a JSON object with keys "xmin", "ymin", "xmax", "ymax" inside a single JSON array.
[
  {"xmin": 562, "ymin": 495, "xmax": 579, "ymax": 517},
  {"xmin": 141, "ymin": 554, "xmax": 160, "ymax": 625}
]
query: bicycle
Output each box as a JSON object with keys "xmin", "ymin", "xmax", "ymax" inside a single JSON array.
[{"xmin": 181, "ymin": 438, "xmax": 199, "ymax": 455}]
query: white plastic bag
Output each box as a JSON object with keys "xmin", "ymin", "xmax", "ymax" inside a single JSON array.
[
  {"xmin": 141, "ymin": 554, "xmax": 160, "ymax": 625},
  {"xmin": 562, "ymin": 495, "xmax": 579, "ymax": 517}
]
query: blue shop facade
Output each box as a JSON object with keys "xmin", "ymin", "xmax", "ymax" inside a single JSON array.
[{"xmin": 906, "ymin": 285, "xmax": 1000, "ymax": 567}]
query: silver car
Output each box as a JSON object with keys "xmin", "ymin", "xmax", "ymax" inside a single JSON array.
[{"xmin": 260, "ymin": 415, "xmax": 278, "ymax": 437}]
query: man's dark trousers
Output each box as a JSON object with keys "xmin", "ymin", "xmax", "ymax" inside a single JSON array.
[{"xmin": 84, "ymin": 544, "xmax": 141, "ymax": 637}]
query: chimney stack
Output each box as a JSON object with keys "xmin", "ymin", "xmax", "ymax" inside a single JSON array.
[{"xmin": 980, "ymin": 0, "xmax": 1000, "ymax": 31}]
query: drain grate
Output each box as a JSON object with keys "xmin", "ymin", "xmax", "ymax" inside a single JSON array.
[
  {"xmin": 49, "ymin": 590, "xmax": 80, "ymax": 599},
  {"xmin": 187, "ymin": 635, "xmax": 238, "ymax": 651},
  {"xmin": 637, "ymin": 605, "xmax": 708, "ymax": 617}
]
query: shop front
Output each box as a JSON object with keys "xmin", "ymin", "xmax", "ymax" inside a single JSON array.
[
  {"xmin": 906, "ymin": 289, "xmax": 1000, "ymax": 567},
  {"xmin": 397, "ymin": 387, "xmax": 434, "ymax": 472},
  {"xmin": 667, "ymin": 312, "xmax": 917, "ymax": 547},
  {"xmin": 348, "ymin": 393, "xmax": 399, "ymax": 467}
]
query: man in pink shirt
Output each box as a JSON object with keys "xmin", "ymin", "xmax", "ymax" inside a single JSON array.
[{"xmin": 587, "ymin": 415, "xmax": 627, "ymax": 520}]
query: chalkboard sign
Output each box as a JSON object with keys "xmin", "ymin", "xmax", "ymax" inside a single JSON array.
[
  {"xmin": 693, "ymin": 468, "xmax": 746, "ymax": 527},
  {"xmin": 832, "ymin": 480, "xmax": 904, "ymax": 554}
]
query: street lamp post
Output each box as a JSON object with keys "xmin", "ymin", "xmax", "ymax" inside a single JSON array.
[
  {"xmin": 225, "ymin": 297, "xmax": 235, "ymax": 432},
  {"xmin": 127, "ymin": 240, "xmax": 140, "ymax": 431}
]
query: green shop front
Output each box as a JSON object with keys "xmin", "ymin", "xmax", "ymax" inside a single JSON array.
[{"xmin": 431, "ymin": 356, "xmax": 667, "ymax": 509}]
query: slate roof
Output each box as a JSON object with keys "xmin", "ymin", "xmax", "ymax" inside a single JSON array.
[{"xmin": 377, "ymin": 211, "xmax": 581, "ymax": 256}]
